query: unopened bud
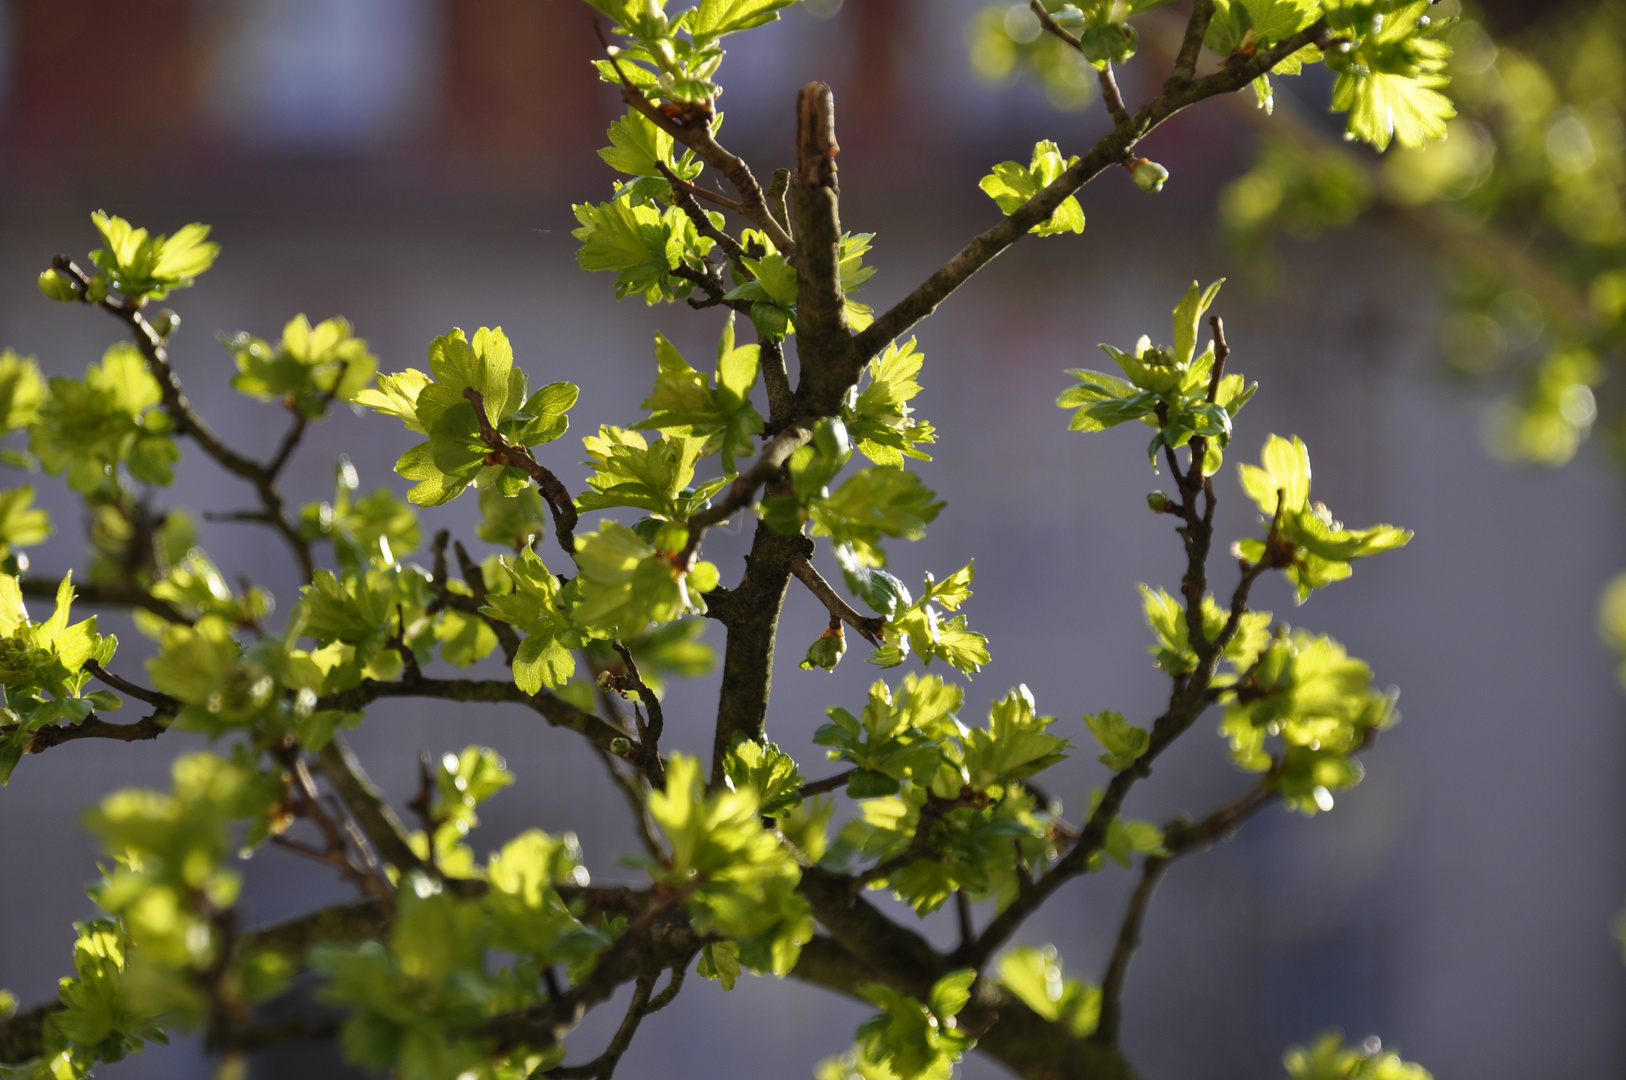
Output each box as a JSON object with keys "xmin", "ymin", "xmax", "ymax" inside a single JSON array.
[
  {"xmin": 85, "ymin": 273, "xmax": 109, "ymax": 303},
  {"xmin": 1132, "ymin": 159, "xmax": 1170, "ymax": 193},
  {"xmin": 1147, "ymin": 491, "xmax": 1172, "ymax": 513},
  {"xmin": 150, "ymin": 308, "xmax": 180, "ymax": 339},
  {"xmin": 800, "ymin": 625, "xmax": 846, "ymax": 671},
  {"xmin": 38, "ymin": 268, "xmax": 77, "ymax": 303},
  {"xmin": 609, "ymin": 736, "xmax": 632, "ymax": 757}
]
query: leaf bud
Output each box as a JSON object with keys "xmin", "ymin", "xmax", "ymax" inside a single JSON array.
[
  {"xmin": 1147, "ymin": 491, "xmax": 1172, "ymax": 513},
  {"xmin": 85, "ymin": 273, "xmax": 109, "ymax": 303},
  {"xmin": 37, "ymin": 268, "xmax": 77, "ymax": 303},
  {"xmin": 150, "ymin": 308, "xmax": 180, "ymax": 339},
  {"xmin": 1132, "ymin": 159, "xmax": 1170, "ymax": 193},
  {"xmin": 609, "ymin": 736, "xmax": 632, "ymax": 757}
]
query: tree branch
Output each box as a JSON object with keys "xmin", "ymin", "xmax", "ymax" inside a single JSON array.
[
  {"xmin": 51, "ymin": 256, "xmax": 315, "ymax": 581},
  {"xmin": 548, "ymin": 973, "xmax": 657, "ymax": 1080},
  {"xmin": 20, "ymin": 576, "xmax": 191, "ymax": 625},
  {"xmin": 1028, "ymin": 1, "xmax": 1131, "ymax": 127},
  {"xmin": 851, "ymin": 19, "xmax": 1329, "ymax": 361},
  {"xmin": 596, "ymin": 25, "xmax": 795, "ymax": 254},
  {"xmin": 704, "ymin": 525, "xmax": 810, "ymax": 786},
  {"xmin": 658, "ymin": 160, "xmax": 753, "ymax": 281},
  {"xmin": 463, "ymin": 388, "xmax": 580, "ymax": 561},
  {"xmin": 788, "ymin": 81, "xmax": 859, "ymax": 416},
  {"xmin": 315, "ymin": 735, "xmax": 428, "ymax": 878},
  {"xmin": 759, "ymin": 339, "xmax": 794, "ymax": 430},
  {"xmin": 789, "ymin": 554, "xmax": 886, "ymax": 646},
  {"xmin": 8, "ymin": 709, "xmax": 169, "ymax": 752},
  {"xmin": 608, "ymin": 640, "xmax": 666, "ymax": 788},
  {"xmin": 800, "ymin": 769, "xmax": 854, "ymax": 798},
  {"xmin": 315, "ymin": 673, "xmax": 630, "ymax": 755},
  {"xmin": 451, "ymin": 538, "xmax": 521, "ymax": 664},
  {"xmin": 1091, "ymin": 856, "xmax": 1167, "ymax": 1046}
]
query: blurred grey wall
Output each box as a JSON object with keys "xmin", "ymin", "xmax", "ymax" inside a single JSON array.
[{"xmin": 0, "ymin": 2, "xmax": 1623, "ymax": 1078}]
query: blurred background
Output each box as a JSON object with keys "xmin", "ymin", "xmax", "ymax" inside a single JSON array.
[{"xmin": 1, "ymin": 0, "xmax": 1624, "ymax": 1077}]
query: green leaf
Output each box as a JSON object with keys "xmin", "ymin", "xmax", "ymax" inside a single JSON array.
[
  {"xmin": 599, "ymin": 107, "xmax": 703, "ymax": 181},
  {"xmin": 1221, "ymin": 629, "xmax": 1399, "ymax": 813},
  {"xmin": 690, "ymin": 0, "xmax": 799, "ymax": 45},
  {"xmin": 647, "ymin": 754, "xmax": 812, "ymax": 974},
  {"xmin": 1283, "ymin": 1030, "xmax": 1434, "ymax": 1080},
  {"xmin": 482, "ymin": 547, "xmax": 577, "ymax": 693},
  {"xmin": 356, "ymin": 369, "xmax": 433, "ymax": 433},
  {"xmin": 1325, "ymin": 1, "xmax": 1454, "ymax": 152},
  {"xmin": 978, "ymin": 141, "xmax": 1085, "ymax": 236},
  {"xmin": 1237, "ymin": 435, "xmax": 1412, "ymax": 601},
  {"xmin": 962, "ymin": 685, "xmax": 1070, "ymax": 788},
  {"xmin": 228, "ymin": 314, "xmax": 378, "ymax": 417},
  {"xmin": 484, "ymin": 829, "xmax": 602, "ymax": 966},
  {"xmin": 0, "ymin": 350, "xmax": 45, "ymax": 433},
  {"xmin": 996, "ymin": 945, "xmax": 1100, "ymax": 1037},
  {"xmin": 927, "ymin": 969, "xmax": 977, "ymax": 1022},
  {"xmin": 572, "ymin": 520, "xmax": 717, "ymax": 635},
  {"xmin": 697, "ymin": 941, "xmax": 741, "ymax": 990},
  {"xmin": 873, "ymin": 564, "xmax": 989, "ymax": 676},
  {"xmin": 781, "ymin": 466, "xmax": 943, "ymax": 569},
  {"xmin": 813, "ymin": 674, "xmax": 960, "ymax": 787},
  {"xmin": 0, "ymin": 487, "xmax": 50, "ymax": 558},
  {"xmin": 32, "ymin": 343, "xmax": 173, "ymax": 494},
  {"xmin": 88, "ymin": 212, "xmax": 219, "ymax": 300},
  {"xmin": 723, "ymin": 735, "xmax": 805, "ymax": 816},
  {"xmin": 1084, "ymin": 710, "xmax": 1149, "ymax": 771},
  {"xmin": 856, "ymin": 977, "xmax": 973, "ymax": 1080},
  {"xmin": 573, "ymin": 195, "xmax": 713, "ymax": 304},
  {"xmin": 844, "ymin": 337, "xmax": 936, "ymax": 466},
  {"xmin": 578, "ymin": 426, "xmax": 718, "ymax": 521},
  {"xmin": 636, "ymin": 327, "xmax": 763, "ymax": 472},
  {"xmin": 426, "ymin": 326, "xmax": 522, "ymax": 420},
  {"xmin": 478, "ymin": 485, "xmax": 550, "ymax": 550},
  {"xmin": 1237, "ymin": 433, "xmax": 1311, "ymax": 514},
  {"xmin": 1171, "ymin": 279, "xmax": 1225, "ymax": 368}
]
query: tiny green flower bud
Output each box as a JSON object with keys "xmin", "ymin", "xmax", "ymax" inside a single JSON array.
[
  {"xmin": 799, "ymin": 625, "xmax": 846, "ymax": 671},
  {"xmin": 38, "ymin": 268, "xmax": 77, "ymax": 303},
  {"xmin": 150, "ymin": 308, "xmax": 180, "ymax": 339},
  {"xmin": 1132, "ymin": 159, "xmax": 1170, "ymax": 193},
  {"xmin": 1147, "ymin": 491, "xmax": 1172, "ymax": 513},
  {"xmin": 85, "ymin": 273, "xmax": 109, "ymax": 303},
  {"xmin": 609, "ymin": 736, "xmax": 632, "ymax": 757}
]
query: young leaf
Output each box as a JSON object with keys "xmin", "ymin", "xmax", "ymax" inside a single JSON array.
[{"xmin": 979, "ymin": 141, "xmax": 1085, "ymax": 236}]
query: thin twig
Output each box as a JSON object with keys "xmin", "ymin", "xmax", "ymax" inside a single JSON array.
[
  {"xmin": 548, "ymin": 973, "xmax": 657, "ymax": 1080},
  {"xmin": 20, "ymin": 576, "xmax": 191, "ymax": 625},
  {"xmin": 463, "ymin": 388, "xmax": 580, "ymax": 561},
  {"xmin": 955, "ymin": 891, "xmax": 976, "ymax": 953},
  {"xmin": 788, "ymin": 555, "xmax": 886, "ymax": 646},
  {"xmin": 85, "ymin": 660, "xmax": 177, "ymax": 709},
  {"xmin": 50, "ymin": 256, "xmax": 315, "ymax": 581},
  {"xmin": 452, "ymin": 539, "xmax": 521, "ymax": 664},
  {"xmin": 1028, "ymin": 0, "xmax": 1131, "ymax": 127},
  {"xmin": 315, "ymin": 736, "xmax": 429, "ymax": 879},
  {"xmin": 674, "ymin": 424, "xmax": 812, "ymax": 570},
  {"xmin": 1206, "ymin": 315, "xmax": 1230, "ymax": 403},
  {"xmin": 595, "ymin": 22, "xmax": 795, "ymax": 254},
  {"xmin": 658, "ymin": 160, "xmax": 754, "ymax": 281},
  {"xmin": 799, "ymin": 769, "xmax": 854, "ymax": 798},
  {"xmin": 1092, "ymin": 857, "xmax": 1167, "ymax": 1045},
  {"xmin": 759, "ymin": 339, "xmax": 794, "ymax": 430},
  {"xmin": 8, "ymin": 709, "xmax": 169, "ymax": 751},
  {"xmin": 851, "ymin": 19, "xmax": 1329, "ymax": 360},
  {"xmin": 604, "ymin": 641, "xmax": 666, "ymax": 787}
]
